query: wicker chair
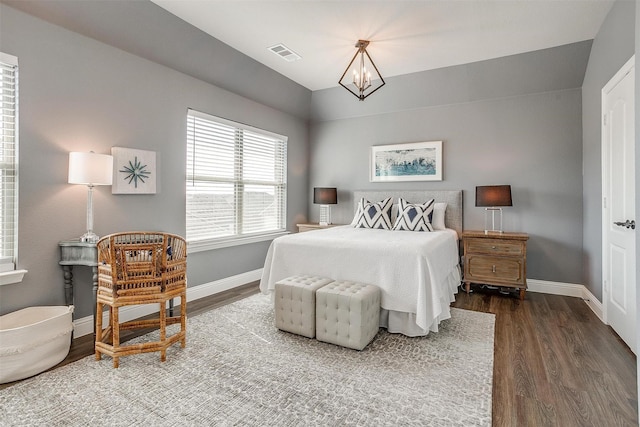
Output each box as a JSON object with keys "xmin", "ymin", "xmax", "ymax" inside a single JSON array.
[{"xmin": 95, "ymin": 232, "xmax": 187, "ymax": 368}]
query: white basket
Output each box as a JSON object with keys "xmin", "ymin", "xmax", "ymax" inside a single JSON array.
[{"xmin": 0, "ymin": 306, "xmax": 74, "ymax": 383}]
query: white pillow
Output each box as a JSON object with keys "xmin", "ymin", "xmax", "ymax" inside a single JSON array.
[
  {"xmin": 350, "ymin": 202, "xmax": 362, "ymax": 226},
  {"xmin": 432, "ymin": 202, "xmax": 447, "ymax": 230}
]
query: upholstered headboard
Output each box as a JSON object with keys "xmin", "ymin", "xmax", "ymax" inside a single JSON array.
[{"xmin": 352, "ymin": 190, "xmax": 463, "ymax": 237}]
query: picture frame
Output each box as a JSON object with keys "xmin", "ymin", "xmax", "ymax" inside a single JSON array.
[
  {"xmin": 111, "ymin": 147, "xmax": 157, "ymax": 194},
  {"xmin": 370, "ymin": 141, "xmax": 443, "ymax": 182}
]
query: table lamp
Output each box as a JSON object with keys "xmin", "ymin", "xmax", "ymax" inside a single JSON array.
[
  {"xmin": 68, "ymin": 151, "xmax": 113, "ymax": 242},
  {"xmin": 475, "ymin": 185, "xmax": 512, "ymax": 234},
  {"xmin": 313, "ymin": 187, "xmax": 337, "ymax": 226}
]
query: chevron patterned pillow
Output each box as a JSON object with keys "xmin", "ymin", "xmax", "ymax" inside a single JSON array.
[
  {"xmin": 392, "ymin": 198, "xmax": 435, "ymax": 232},
  {"xmin": 354, "ymin": 197, "xmax": 393, "ymax": 229}
]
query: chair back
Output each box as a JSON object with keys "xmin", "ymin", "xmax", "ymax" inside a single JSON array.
[{"xmin": 97, "ymin": 232, "xmax": 186, "ymax": 298}]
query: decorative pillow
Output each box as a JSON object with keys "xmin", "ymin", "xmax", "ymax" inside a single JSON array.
[
  {"xmin": 393, "ymin": 198, "xmax": 435, "ymax": 232},
  {"xmin": 353, "ymin": 197, "xmax": 393, "ymax": 229},
  {"xmin": 432, "ymin": 202, "xmax": 447, "ymax": 230}
]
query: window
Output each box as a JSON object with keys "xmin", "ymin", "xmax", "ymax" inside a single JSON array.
[
  {"xmin": 0, "ymin": 53, "xmax": 18, "ymax": 275},
  {"xmin": 186, "ymin": 109, "xmax": 287, "ymax": 251}
]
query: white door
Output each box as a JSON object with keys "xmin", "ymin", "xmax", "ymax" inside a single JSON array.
[{"xmin": 602, "ymin": 56, "xmax": 636, "ymax": 354}]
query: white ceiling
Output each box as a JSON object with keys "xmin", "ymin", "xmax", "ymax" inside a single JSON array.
[{"xmin": 151, "ymin": 0, "xmax": 614, "ymax": 92}]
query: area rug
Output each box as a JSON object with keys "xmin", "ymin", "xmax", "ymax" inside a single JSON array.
[{"xmin": 0, "ymin": 294, "xmax": 495, "ymax": 426}]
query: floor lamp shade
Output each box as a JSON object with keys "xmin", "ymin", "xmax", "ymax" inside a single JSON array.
[
  {"xmin": 313, "ymin": 187, "xmax": 337, "ymax": 226},
  {"xmin": 68, "ymin": 152, "xmax": 113, "ymax": 242}
]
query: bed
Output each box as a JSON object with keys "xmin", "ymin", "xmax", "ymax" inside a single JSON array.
[{"xmin": 260, "ymin": 190, "xmax": 463, "ymax": 337}]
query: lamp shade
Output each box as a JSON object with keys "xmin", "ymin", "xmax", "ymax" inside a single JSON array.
[
  {"xmin": 476, "ymin": 185, "xmax": 512, "ymax": 207},
  {"xmin": 313, "ymin": 187, "xmax": 337, "ymax": 205},
  {"xmin": 68, "ymin": 152, "xmax": 113, "ymax": 186}
]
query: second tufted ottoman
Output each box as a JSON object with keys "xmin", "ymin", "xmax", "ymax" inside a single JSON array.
[
  {"xmin": 275, "ymin": 275, "xmax": 334, "ymax": 338},
  {"xmin": 315, "ymin": 281, "xmax": 381, "ymax": 350}
]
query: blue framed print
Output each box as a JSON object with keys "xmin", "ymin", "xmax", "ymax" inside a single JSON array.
[{"xmin": 370, "ymin": 141, "xmax": 443, "ymax": 182}]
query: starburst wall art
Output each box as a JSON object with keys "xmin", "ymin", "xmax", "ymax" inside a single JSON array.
[{"xmin": 111, "ymin": 147, "xmax": 157, "ymax": 194}]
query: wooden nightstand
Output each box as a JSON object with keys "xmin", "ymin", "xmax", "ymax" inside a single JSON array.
[
  {"xmin": 462, "ymin": 230, "xmax": 529, "ymax": 300},
  {"xmin": 296, "ymin": 223, "xmax": 341, "ymax": 233}
]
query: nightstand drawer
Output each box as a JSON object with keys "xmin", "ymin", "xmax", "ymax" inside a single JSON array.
[
  {"xmin": 462, "ymin": 230, "xmax": 529, "ymax": 299},
  {"xmin": 466, "ymin": 255, "xmax": 525, "ymax": 285},
  {"xmin": 466, "ymin": 238, "xmax": 524, "ymax": 256}
]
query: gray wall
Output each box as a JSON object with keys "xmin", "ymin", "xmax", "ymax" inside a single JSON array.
[
  {"xmin": 309, "ymin": 45, "xmax": 588, "ymax": 285},
  {"xmin": 2, "ymin": 0, "xmax": 311, "ymax": 120},
  {"xmin": 0, "ymin": 3, "xmax": 310, "ymax": 318},
  {"xmin": 312, "ymin": 41, "xmax": 592, "ymax": 122},
  {"xmin": 582, "ymin": 0, "xmax": 636, "ymax": 300}
]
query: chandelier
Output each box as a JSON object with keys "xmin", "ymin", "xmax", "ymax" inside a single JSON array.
[{"xmin": 338, "ymin": 40, "xmax": 385, "ymax": 101}]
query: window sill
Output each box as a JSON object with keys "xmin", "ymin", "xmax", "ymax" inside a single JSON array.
[
  {"xmin": 0, "ymin": 269, "xmax": 28, "ymax": 286},
  {"xmin": 188, "ymin": 231, "xmax": 289, "ymax": 253}
]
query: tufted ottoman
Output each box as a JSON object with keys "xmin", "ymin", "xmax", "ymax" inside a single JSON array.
[
  {"xmin": 274, "ymin": 275, "xmax": 334, "ymax": 338},
  {"xmin": 315, "ymin": 281, "xmax": 381, "ymax": 350}
]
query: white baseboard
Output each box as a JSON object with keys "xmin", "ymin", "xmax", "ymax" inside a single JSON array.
[
  {"xmin": 527, "ymin": 278, "xmax": 603, "ymax": 321},
  {"xmin": 527, "ymin": 279, "xmax": 584, "ymax": 297},
  {"xmin": 73, "ymin": 314, "xmax": 97, "ymax": 338},
  {"xmin": 73, "ymin": 269, "xmax": 263, "ymax": 337},
  {"xmin": 580, "ymin": 286, "xmax": 604, "ymax": 322},
  {"xmin": 185, "ymin": 269, "xmax": 262, "ymax": 301}
]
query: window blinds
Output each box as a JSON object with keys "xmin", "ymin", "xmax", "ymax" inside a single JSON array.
[
  {"xmin": 186, "ymin": 109, "xmax": 287, "ymax": 243},
  {"xmin": 0, "ymin": 53, "xmax": 17, "ymax": 272}
]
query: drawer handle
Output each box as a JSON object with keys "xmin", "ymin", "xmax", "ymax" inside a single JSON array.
[
  {"xmin": 491, "ymin": 246, "xmax": 496, "ymax": 249},
  {"xmin": 492, "ymin": 265, "xmax": 496, "ymax": 273}
]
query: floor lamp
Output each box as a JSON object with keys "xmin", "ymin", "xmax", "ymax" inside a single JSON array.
[{"xmin": 68, "ymin": 152, "xmax": 113, "ymax": 242}]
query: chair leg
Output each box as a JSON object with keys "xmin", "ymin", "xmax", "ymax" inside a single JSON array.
[
  {"xmin": 160, "ymin": 301, "xmax": 167, "ymax": 362},
  {"xmin": 180, "ymin": 292, "xmax": 187, "ymax": 348},
  {"xmin": 96, "ymin": 298, "xmax": 188, "ymax": 368},
  {"xmin": 95, "ymin": 301, "xmax": 103, "ymax": 361},
  {"xmin": 112, "ymin": 306, "xmax": 120, "ymax": 369}
]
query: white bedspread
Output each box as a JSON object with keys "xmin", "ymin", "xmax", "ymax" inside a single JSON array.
[{"xmin": 260, "ymin": 226, "xmax": 460, "ymax": 336}]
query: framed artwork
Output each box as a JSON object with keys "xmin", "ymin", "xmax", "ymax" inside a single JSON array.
[
  {"xmin": 370, "ymin": 141, "xmax": 443, "ymax": 182},
  {"xmin": 111, "ymin": 147, "xmax": 157, "ymax": 194}
]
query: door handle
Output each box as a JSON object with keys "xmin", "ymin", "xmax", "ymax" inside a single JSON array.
[{"xmin": 613, "ymin": 220, "xmax": 636, "ymax": 230}]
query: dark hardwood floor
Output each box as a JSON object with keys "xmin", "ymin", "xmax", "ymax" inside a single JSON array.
[
  {"xmin": 452, "ymin": 286, "xmax": 638, "ymax": 427},
  {"xmin": 3, "ymin": 282, "xmax": 637, "ymax": 426}
]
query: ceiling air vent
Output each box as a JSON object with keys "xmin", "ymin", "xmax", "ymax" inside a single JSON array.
[{"xmin": 268, "ymin": 44, "xmax": 301, "ymax": 62}]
